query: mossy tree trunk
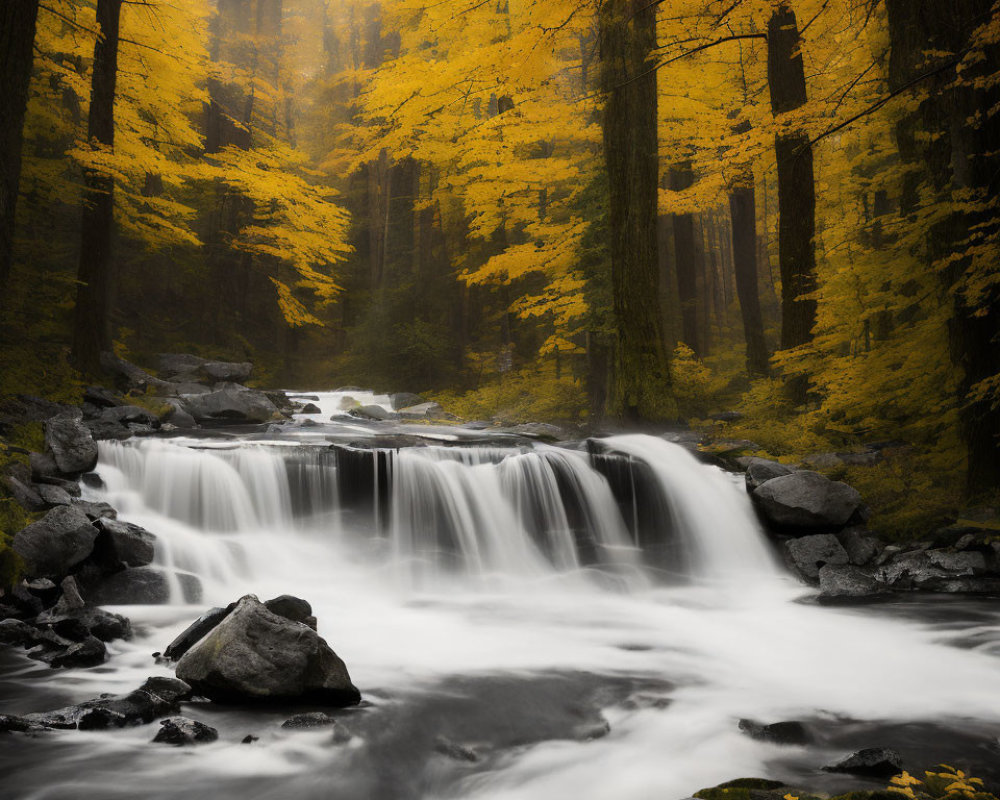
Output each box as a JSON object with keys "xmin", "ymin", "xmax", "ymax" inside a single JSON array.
[
  {"xmin": 599, "ymin": 0, "xmax": 673, "ymax": 423},
  {"xmin": 72, "ymin": 0, "xmax": 122, "ymax": 376}
]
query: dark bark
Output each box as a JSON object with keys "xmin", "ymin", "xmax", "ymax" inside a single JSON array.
[
  {"xmin": 886, "ymin": 0, "xmax": 1000, "ymax": 497},
  {"xmin": 72, "ymin": 0, "xmax": 123, "ymax": 376},
  {"xmin": 0, "ymin": 0, "xmax": 40, "ymax": 303},
  {"xmin": 730, "ymin": 183, "xmax": 769, "ymax": 376},
  {"xmin": 669, "ymin": 162, "xmax": 701, "ymax": 356},
  {"xmin": 767, "ymin": 5, "xmax": 818, "ymax": 353},
  {"xmin": 599, "ymin": 0, "xmax": 672, "ymax": 422}
]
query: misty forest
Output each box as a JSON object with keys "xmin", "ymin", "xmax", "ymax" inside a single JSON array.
[{"xmin": 2, "ymin": 1, "xmax": 1000, "ymax": 799}]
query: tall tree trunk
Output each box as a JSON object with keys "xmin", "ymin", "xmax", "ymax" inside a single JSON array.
[
  {"xmin": 599, "ymin": 0, "xmax": 672, "ymax": 422},
  {"xmin": 767, "ymin": 4, "xmax": 818, "ymax": 353},
  {"xmin": 669, "ymin": 162, "xmax": 701, "ymax": 356},
  {"xmin": 72, "ymin": 0, "xmax": 122, "ymax": 375},
  {"xmin": 886, "ymin": 0, "xmax": 1000, "ymax": 497},
  {"xmin": 0, "ymin": 0, "xmax": 39, "ymax": 305}
]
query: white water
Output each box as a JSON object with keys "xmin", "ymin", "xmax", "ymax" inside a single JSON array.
[{"xmin": 6, "ymin": 429, "xmax": 1000, "ymax": 800}]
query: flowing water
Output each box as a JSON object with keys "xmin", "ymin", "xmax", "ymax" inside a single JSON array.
[{"xmin": 3, "ymin": 393, "xmax": 1000, "ymax": 799}]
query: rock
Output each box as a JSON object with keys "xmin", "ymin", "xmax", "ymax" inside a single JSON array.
[
  {"xmin": 823, "ymin": 747, "xmax": 903, "ymax": 778},
  {"xmin": 35, "ymin": 483, "xmax": 73, "ymax": 507},
  {"xmin": 29, "ymin": 451, "xmax": 60, "ymax": 480},
  {"xmin": 203, "ymin": 361, "xmax": 253, "ymax": 383},
  {"xmin": 571, "ymin": 719, "xmax": 611, "ymax": 741},
  {"xmin": 175, "ymin": 595, "xmax": 361, "ymax": 706},
  {"xmin": 22, "ymin": 678, "xmax": 192, "ymax": 731},
  {"xmin": 13, "ymin": 505, "xmax": 98, "ymax": 578},
  {"xmin": 752, "ymin": 471, "xmax": 862, "ymax": 532},
  {"xmin": 836, "ymin": 527, "xmax": 881, "ymax": 566},
  {"xmin": 44, "ymin": 415, "xmax": 99, "ymax": 475},
  {"xmin": 58, "ymin": 575, "xmax": 85, "ymax": 609},
  {"xmin": 161, "ymin": 400, "xmax": 197, "ymax": 429},
  {"xmin": 241, "ymin": 734, "xmax": 259, "ymax": 744},
  {"xmin": 0, "ymin": 618, "xmax": 38, "ymax": 646},
  {"xmin": 49, "ymin": 635, "xmax": 107, "ymax": 669},
  {"xmin": 338, "ymin": 396, "xmax": 360, "ymax": 411},
  {"xmin": 83, "ymin": 386, "xmax": 124, "ymax": 408},
  {"xmin": 4, "ymin": 583, "xmax": 44, "ymax": 617},
  {"xmin": 264, "ymin": 594, "xmax": 312, "ymax": 624},
  {"xmin": 926, "ymin": 550, "xmax": 987, "ymax": 573},
  {"xmin": 93, "ymin": 518, "xmax": 156, "ymax": 568},
  {"xmin": 784, "ymin": 534, "xmax": 850, "ymax": 581},
  {"xmin": 180, "ymin": 385, "xmax": 279, "ymax": 425},
  {"xmin": 153, "ymin": 717, "xmax": 219, "ymax": 746},
  {"xmin": 510, "ymin": 422, "xmax": 566, "ymax": 440},
  {"xmin": 84, "ymin": 418, "xmax": 135, "ymax": 441},
  {"xmin": 390, "ymin": 392, "xmax": 424, "ymax": 411},
  {"xmin": 36, "ymin": 601, "xmax": 132, "ymax": 644},
  {"xmin": 163, "ymin": 605, "xmax": 234, "ymax": 660},
  {"xmin": 744, "ymin": 458, "xmax": 796, "ymax": 492},
  {"xmin": 0, "ymin": 714, "xmax": 34, "ymax": 734},
  {"xmin": 281, "ymin": 712, "xmax": 338, "ymax": 729},
  {"xmin": 398, "ymin": 402, "xmax": 449, "ymax": 421},
  {"xmin": 300, "ymin": 403, "xmax": 322, "ymax": 414},
  {"xmin": 157, "ymin": 353, "xmax": 209, "ymax": 380},
  {"xmin": 140, "ymin": 676, "xmax": 194, "ymax": 704},
  {"xmin": 817, "ymin": 565, "xmax": 886, "ymax": 602},
  {"xmin": 434, "ymin": 736, "xmax": 478, "ymax": 762},
  {"xmin": 100, "ymin": 405, "xmax": 160, "ymax": 428},
  {"xmin": 72, "ymin": 499, "xmax": 116, "ymax": 521},
  {"xmin": 25, "ymin": 578, "xmax": 59, "ymax": 605},
  {"xmin": 349, "ymin": 405, "xmax": 396, "ymax": 422},
  {"xmin": 86, "ymin": 568, "xmax": 170, "ymax": 605},
  {"xmin": 3, "ymin": 474, "xmax": 47, "ymax": 512},
  {"xmin": 738, "ymin": 719, "xmax": 812, "ymax": 745}
]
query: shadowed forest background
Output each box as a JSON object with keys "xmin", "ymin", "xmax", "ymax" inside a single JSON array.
[{"xmin": 1, "ymin": 0, "xmax": 999, "ymax": 539}]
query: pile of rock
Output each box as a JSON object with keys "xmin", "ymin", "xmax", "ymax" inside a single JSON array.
[{"xmin": 742, "ymin": 458, "xmax": 1000, "ymax": 602}]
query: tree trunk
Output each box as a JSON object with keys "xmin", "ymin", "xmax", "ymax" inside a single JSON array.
[
  {"xmin": 72, "ymin": 0, "xmax": 122, "ymax": 376},
  {"xmin": 669, "ymin": 162, "xmax": 701, "ymax": 356},
  {"xmin": 767, "ymin": 4, "xmax": 818, "ymax": 353},
  {"xmin": 886, "ymin": 0, "xmax": 1000, "ymax": 497},
  {"xmin": 730, "ymin": 178, "xmax": 769, "ymax": 376},
  {"xmin": 0, "ymin": 0, "xmax": 40, "ymax": 304},
  {"xmin": 598, "ymin": 0, "xmax": 672, "ymax": 422}
]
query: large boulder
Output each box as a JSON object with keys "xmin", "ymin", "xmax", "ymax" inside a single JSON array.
[
  {"xmin": 348, "ymin": 405, "xmax": 397, "ymax": 422},
  {"xmin": 175, "ymin": 595, "xmax": 360, "ymax": 706},
  {"xmin": 752, "ymin": 471, "xmax": 862, "ymax": 532},
  {"xmin": 44, "ymin": 415, "xmax": 98, "ymax": 475},
  {"xmin": 86, "ymin": 567, "xmax": 171, "ymax": 605},
  {"xmin": 743, "ymin": 458, "xmax": 796, "ymax": 492},
  {"xmin": 823, "ymin": 747, "xmax": 903, "ymax": 778},
  {"xmin": 157, "ymin": 353, "xmax": 253, "ymax": 385},
  {"xmin": 784, "ymin": 534, "xmax": 850, "ymax": 582},
  {"xmin": 13, "ymin": 506, "xmax": 98, "ymax": 578},
  {"xmin": 92, "ymin": 518, "xmax": 156, "ymax": 568},
  {"xmin": 179, "ymin": 384, "xmax": 279, "ymax": 424}
]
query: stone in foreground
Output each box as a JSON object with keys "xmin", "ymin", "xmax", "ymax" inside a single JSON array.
[
  {"xmin": 175, "ymin": 595, "xmax": 360, "ymax": 707},
  {"xmin": 753, "ymin": 471, "xmax": 862, "ymax": 532}
]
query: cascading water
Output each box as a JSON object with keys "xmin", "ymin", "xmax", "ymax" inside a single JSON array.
[{"xmin": 4, "ymin": 419, "xmax": 1000, "ymax": 800}]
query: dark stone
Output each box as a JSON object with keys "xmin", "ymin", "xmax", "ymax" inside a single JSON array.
[
  {"xmin": 753, "ymin": 471, "xmax": 862, "ymax": 532},
  {"xmin": 837, "ymin": 527, "xmax": 881, "ymax": 566},
  {"xmin": 72, "ymin": 499, "xmax": 116, "ymax": 521},
  {"xmin": 300, "ymin": 403, "xmax": 322, "ymax": 414},
  {"xmin": 44, "ymin": 415, "xmax": 99, "ymax": 475},
  {"xmin": 264, "ymin": 594, "xmax": 312, "ymax": 624},
  {"xmin": 434, "ymin": 736, "xmax": 479, "ymax": 762},
  {"xmin": 35, "ymin": 483, "xmax": 73, "ymax": 507},
  {"xmin": 7, "ymin": 583, "xmax": 45, "ymax": 616},
  {"xmin": 83, "ymin": 386, "xmax": 124, "ymax": 408},
  {"xmin": 175, "ymin": 595, "xmax": 361, "ymax": 707},
  {"xmin": 153, "ymin": 717, "xmax": 219, "ymax": 746},
  {"xmin": 29, "ymin": 451, "xmax": 60, "ymax": 480},
  {"xmin": 163, "ymin": 604, "xmax": 234, "ymax": 660},
  {"xmin": 3, "ymin": 475, "xmax": 47, "ymax": 512},
  {"xmin": 784, "ymin": 534, "xmax": 850, "ymax": 581},
  {"xmin": 32, "ymin": 474, "xmax": 81, "ymax": 496},
  {"xmin": 84, "ymin": 419, "xmax": 135, "ymax": 441},
  {"xmin": 716, "ymin": 779, "xmax": 786, "ymax": 791},
  {"xmin": 87, "ymin": 568, "xmax": 170, "ymax": 605},
  {"xmin": 37, "ymin": 603, "xmax": 132, "ymax": 643},
  {"xmin": 23, "ymin": 678, "xmax": 191, "ymax": 731},
  {"xmin": 241, "ymin": 734, "xmax": 259, "ymax": 744},
  {"xmin": 162, "ymin": 402, "xmax": 198, "ymax": 429},
  {"xmin": 349, "ymin": 405, "xmax": 397, "ymax": 422},
  {"xmin": 49, "ymin": 635, "xmax": 107, "ymax": 669},
  {"xmin": 744, "ymin": 458, "xmax": 797, "ymax": 492},
  {"xmin": 100, "ymin": 405, "xmax": 160, "ymax": 428},
  {"xmin": 823, "ymin": 747, "xmax": 903, "ymax": 778},
  {"xmin": 818, "ymin": 565, "xmax": 886, "ymax": 602},
  {"xmin": 180, "ymin": 385, "xmax": 278, "ymax": 425},
  {"xmin": 0, "ymin": 618, "xmax": 37, "ymax": 646},
  {"xmin": 0, "ymin": 714, "xmax": 34, "ymax": 733},
  {"xmin": 738, "ymin": 719, "xmax": 813, "ymax": 745},
  {"xmin": 202, "ymin": 361, "xmax": 253, "ymax": 383},
  {"xmin": 281, "ymin": 712, "xmax": 338, "ymax": 729},
  {"xmin": 93, "ymin": 518, "xmax": 156, "ymax": 568},
  {"xmin": 139, "ymin": 676, "xmax": 193, "ymax": 704},
  {"xmin": 876, "ymin": 550, "xmax": 989, "ymax": 591},
  {"xmin": 12, "ymin": 505, "xmax": 98, "ymax": 578}
]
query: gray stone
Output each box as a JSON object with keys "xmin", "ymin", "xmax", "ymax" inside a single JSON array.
[
  {"xmin": 738, "ymin": 718, "xmax": 812, "ymax": 745},
  {"xmin": 83, "ymin": 386, "xmax": 124, "ymax": 408},
  {"xmin": 264, "ymin": 594, "xmax": 312, "ymax": 624},
  {"xmin": 44, "ymin": 415, "xmax": 99, "ymax": 475},
  {"xmin": 836, "ymin": 527, "xmax": 881, "ymax": 566},
  {"xmin": 87, "ymin": 568, "xmax": 170, "ymax": 605},
  {"xmin": 349, "ymin": 405, "xmax": 397, "ymax": 421},
  {"xmin": 784, "ymin": 534, "xmax": 850, "ymax": 581},
  {"xmin": 35, "ymin": 483, "xmax": 74, "ymax": 507},
  {"xmin": 29, "ymin": 451, "xmax": 60, "ymax": 480},
  {"xmin": 152, "ymin": 717, "xmax": 218, "ymax": 746},
  {"xmin": 100, "ymin": 405, "xmax": 160, "ymax": 428},
  {"xmin": 180, "ymin": 385, "xmax": 278, "ymax": 424},
  {"xmin": 823, "ymin": 747, "xmax": 903, "ymax": 778},
  {"xmin": 163, "ymin": 605, "xmax": 234, "ymax": 661},
  {"xmin": 817, "ymin": 565, "xmax": 885, "ymax": 602},
  {"xmin": 13, "ymin": 506, "xmax": 98, "ymax": 578},
  {"xmin": 202, "ymin": 361, "xmax": 253, "ymax": 383},
  {"xmin": 3, "ymin": 475, "xmax": 47, "ymax": 512},
  {"xmin": 300, "ymin": 403, "xmax": 322, "ymax": 414},
  {"xmin": 744, "ymin": 458, "xmax": 796, "ymax": 492},
  {"xmin": 175, "ymin": 595, "xmax": 360, "ymax": 707},
  {"xmin": 281, "ymin": 712, "xmax": 338, "ymax": 729},
  {"xmin": 72, "ymin": 499, "xmax": 117, "ymax": 521},
  {"xmin": 49, "ymin": 635, "xmax": 107, "ymax": 669},
  {"xmin": 926, "ymin": 550, "xmax": 986, "ymax": 574},
  {"xmin": 94, "ymin": 518, "xmax": 156, "ymax": 567},
  {"xmin": 753, "ymin": 471, "xmax": 862, "ymax": 532}
]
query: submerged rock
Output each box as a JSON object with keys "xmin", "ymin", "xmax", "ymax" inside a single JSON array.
[
  {"xmin": 753, "ymin": 471, "xmax": 862, "ymax": 532},
  {"xmin": 281, "ymin": 712, "xmax": 339, "ymax": 729},
  {"xmin": 174, "ymin": 595, "xmax": 360, "ymax": 707},
  {"xmin": 152, "ymin": 717, "xmax": 219, "ymax": 746},
  {"xmin": 823, "ymin": 747, "xmax": 903, "ymax": 777}
]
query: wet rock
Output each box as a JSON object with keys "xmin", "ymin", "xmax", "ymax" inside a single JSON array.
[
  {"xmin": 163, "ymin": 604, "xmax": 234, "ymax": 660},
  {"xmin": 390, "ymin": 392, "xmax": 424, "ymax": 411},
  {"xmin": 175, "ymin": 595, "xmax": 361, "ymax": 707},
  {"xmin": 836, "ymin": 527, "xmax": 881, "ymax": 566},
  {"xmin": 13, "ymin": 505, "xmax": 98, "ymax": 578},
  {"xmin": 140, "ymin": 676, "xmax": 194, "ymax": 704},
  {"xmin": 876, "ymin": 550, "xmax": 988, "ymax": 591},
  {"xmin": 281, "ymin": 712, "xmax": 338, "ymax": 729},
  {"xmin": 44, "ymin": 414, "xmax": 99, "ymax": 475},
  {"xmin": 571, "ymin": 719, "xmax": 611, "ymax": 741},
  {"xmin": 37, "ymin": 603, "xmax": 132, "ymax": 644},
  {"xmin": 264, "ymin": 594, "xmax": 312, "ymax": 624},
  {"xmin": 93, "ymin": 518, "xmax": 156, "ymax": 568},
  {"xmin": 25, "ymin": 578, "xmax": 59, "ymax": 605},
  {"xmin": 241, "ymin": 734, "xmax": 259, "ymax": 744},
  {"xmin": 161, "ymin": 399, "xmax": 198, "ymax": 429},
  {"xmin": 86, "ymin": 567, "xmax": 170, "ymax": 605},
  {"xmin": 743, "ymin": 458, "xmax": 796, "ymax": 492},
  {"xmin": 5, "ymin": 583, "xmax": 45, "ymax": 616},
  {"xmin": 152, "ymin": 717, "xmax": 219, "ymax": 746},
  {"xmin": 48, "ymin": 635, "xmax": 106, "ymax": 669},
  {"xmin": 926, "ymin": 550, "xmax": 987, "ymax": 574},
  {"xmin": 349, "ymin": 405, "xmax": 397, "ymax": 422},
  {"xmin": 300, "ymin": 403, "xmax": 322, "ymax": 414},
  {"xmin": 752, "ymin": 471, "xmax": 862, "ymax": 532},
  {"xmin": 71, "ymin": 499, "xmax": 116, "ymax": 521},
  {"xmin": 738, "ymin": 718, "xmax": 812, "ymax": 745},
  {"xmin": 23, "ymin": 678, "xmax": 192, "ymax": 731},
  {"xmin": 434, "ymin": 736, "xmax": 479, "ymax": 762},
  {"xmin": 0, "ymin": 714, "xmax": 35, "ymax": 734},
  {"xmin": 823, "ymin": 747, "xmax": 903, "ymax": 778},
  {"xmin": 180, "ymin": 385, "xmax": 279, "ymax": 425},
  {"xmin": 818, "ymin": 565, "xmax": 886, "ymax": 603},
  {"xmin": 784, "ymin": 534, "xmax": 850, "ymax": 581}
]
